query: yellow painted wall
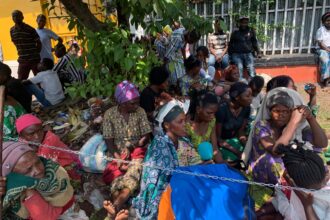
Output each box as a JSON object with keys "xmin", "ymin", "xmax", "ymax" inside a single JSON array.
[
  {"xmin": 0, "ymin": 0, "xmax": 104, "ymax": 62},
  {"xmin": 0, "ymin": 0, "xmax": 43, "ymax": 61}
]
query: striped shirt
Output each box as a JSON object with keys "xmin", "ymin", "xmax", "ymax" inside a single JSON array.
[
  {"xmin": 10, "ymin": 23, "xmax": 40, "ymax": 62},
  {"xmin": 207, "ymin": 33, "xmax": 228, "ymax": 55},
  {"xmin": 53, "ymin": 54, "xmax": 85, "ymax": 85}
]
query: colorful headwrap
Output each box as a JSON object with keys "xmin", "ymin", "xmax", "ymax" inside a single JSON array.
[
  {"xmin": 163, "ymin": 25, "xmax": 173, "ymax": 35},
  {"xmin": 2, "ymin": 142, "xmax": 34, "ymax": 176},
  {"xmin": 114, "ymin": 80, "xmax": 140, "ymax": 104},
  {"xmin": 16, "ymin": 114, "xmax": 42, "ymax": 134}
]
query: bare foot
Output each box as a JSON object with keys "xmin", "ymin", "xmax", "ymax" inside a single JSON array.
[
  {"xmin": 116, "ymin": 209, "xmax": 129, "ymax": 220},
  {"xmin": 103, "ymin": 200, "xmax": 116, "ymax": 217}
]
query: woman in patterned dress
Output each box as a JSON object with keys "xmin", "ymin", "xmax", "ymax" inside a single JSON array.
[
  {"xmin": 102, "ymin": 81, "xmax": 152, "ymax": 217},
  {"xmin": 248, "ymin": 88, "xmax": 327, "ymax": 185},
  {"xmin": 133, "ymin": 101, "xmax": 187, "ymax": 219}
]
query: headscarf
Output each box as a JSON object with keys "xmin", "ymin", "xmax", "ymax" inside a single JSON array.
[
  {"xmin": 114, "ymin": 80, "xmax": 140, "ymax": 104},
  {"xmin": 229, "ymin": 82, "xmax": 250, "ymax": 101},
  {"xmin": 3, "ymin": 157, "xmax": 74, "ymax": 219},
  {"xmin": 266, "ymin": 91, "xmax": 294, "ymax": 110},
  {"xmin": 322, "ymin": 12, "xmax": 330, "ymax": 23},
  {"xmin": 15, "ymin": 114, "xmax": 42, "ymax": 134},
  {"xmin": 163, "ymin": 25, "xmax": 173, "ymax": 35},
  {"xmin": 2, "ymin": 142, "xmax": 33, "ymax": 176},
  {"xmin": 224, "ymin": 65, "xmax": 239, "ymax": 81},
  {"xmin": 154, "ymin": 100, "xmax": 189, "ymax": 135},
  {"xmin": 242, "ymin": 87, "xmax": 311, "ymax": 163}
]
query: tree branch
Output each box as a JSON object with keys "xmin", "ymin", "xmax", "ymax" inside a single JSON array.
[{"xmin": 59, "ymin": 0, "xmax": 108, "ymax": 32}]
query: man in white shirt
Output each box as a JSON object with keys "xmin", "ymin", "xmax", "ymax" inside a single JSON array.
[
  {"xmin": 23, "ymin": 58, "xmax": 65, "ymax": 107},
  {"xmin": 316, "ymin": 12, "xmax": 330, "ymax": 86},
  {"xmin": 36, "ymin": 14, "xmax": 63, "ymax": 61}
]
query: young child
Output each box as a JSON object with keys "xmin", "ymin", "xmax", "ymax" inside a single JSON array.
[
  {"xmin": 23, "ymin": 58, "xmax": 65, "ymax": 107},
  {"xmin": 258, "ymin": 145, "xmax": 330, "ymax": 220},
  {"xmin": 15, "ymin": 114, "xmax": 81, "ymax": 180}
]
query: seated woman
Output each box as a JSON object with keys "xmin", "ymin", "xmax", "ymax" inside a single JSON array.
[
  {"xmin": 15, "ymin": 114, "xmax": 81, "ymax": 180},
  {"xmin": 1, "ymin": 142, "xmax": 74, "ymax": 220},
  {"xmin": 266, "ymin": 75, "xmax": 319, "ymax": 117},
  {"xmin": 132, "ymin": 101, "xmax": 188, "ymax": 219},
  {"xmin": 186, "ymin": 90, "xmax": 222, "ymax": 163},
  {"xmin": 258, "ymin": 145, "xmax": 330, "ymax": 220},
  {"xmin": 3, "ymin": 94, "xmax": 25, "ymax": 140},
  {"xmin": 247, "ymin": 88, "xmax": 327, "ymax": 185},
  {"xmin": 316, "ymin": 12, "xmax": 330, "ymax": 87},
  {"xmin": 216, "ymin": 82, "xmax": 252, "ymax": 168},
  {"xmin": 140, "ymin": 66, "xmax": 170, "ymax": 122},
  {"xmin": 102, "ymin": 81, "xmax": 151, "ymax": 216},
  {"xmin": 179, "ymin": 55, "xmax": 205, "ymax": 97}
]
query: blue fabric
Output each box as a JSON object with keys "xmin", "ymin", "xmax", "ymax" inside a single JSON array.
[
  {"xmin": 169, "ymin": 164, "xmax": 255, "ymax": 220},
  {"xmin": 231, "ymin": 52, "xmax": 255, "ymax": 79},
  {"xmin": 133, "ymin": 134, "xmax": 179, "ymax": 220},
  {"xmin": 317, "ymin": 49, "xmax": 330, "ymax": 82},
  {"xmin": 208, "ymin": 53, "xmax": 230, "ymax": 69},
  {"xmin": 24, "ymin": 83, "xmax": 52, "ymax": 107}
]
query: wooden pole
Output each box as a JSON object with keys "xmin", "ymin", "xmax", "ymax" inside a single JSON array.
[{"xmin": 0, "ymin": 85, "xmax": 6, "ymax": 220}]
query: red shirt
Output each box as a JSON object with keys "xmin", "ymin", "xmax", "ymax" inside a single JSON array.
[{"xmin": 40, "ymin": 131, "xmax": 77, "ymax": 168}]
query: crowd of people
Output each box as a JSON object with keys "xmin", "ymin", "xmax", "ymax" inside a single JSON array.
[{"xmin": 0, "ymin": 9, "xmax": 330, "ymax": 220}]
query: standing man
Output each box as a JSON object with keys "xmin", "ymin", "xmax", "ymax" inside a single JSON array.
[
  {"xmin": 228, "ymin": 16, "xmax": 261, "ymax": 81},
  {"xmin": 10, "ymin": 10, "xmax": 41, "ymax": 80},
  {"xmin": 36, "ymin": 14, "xmax": 63, "ymax": 61}
]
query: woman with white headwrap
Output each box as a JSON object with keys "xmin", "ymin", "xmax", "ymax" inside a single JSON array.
[
  {"xmin": 243, "ymin": 87, "xmax": 327, "ymax": 185},
  {"xmin": 133, "ymin": 100, "xmax": 193, "ymax": 219}
]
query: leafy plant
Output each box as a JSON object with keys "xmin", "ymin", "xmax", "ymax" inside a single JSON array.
[{"xmin": 44, "ymin": 0, "xmax": 212, "ymax": 99}]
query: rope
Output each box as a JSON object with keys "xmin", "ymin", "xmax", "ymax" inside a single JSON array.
[{"xmin": 4, "ymin": 136, "xmax": 330, "ymax": 194}]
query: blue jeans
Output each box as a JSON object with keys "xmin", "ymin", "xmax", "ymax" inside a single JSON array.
[
  {"xmin": 25, "ymin": 84, "xmax": 52, "ymax": 107},
  {"xmin": 208, "ymin": 53, "xmax": 230, "ymax": 69},
  {"xmin": 231, "ymin": 53, "xmax": 256, "ymax": 79}
]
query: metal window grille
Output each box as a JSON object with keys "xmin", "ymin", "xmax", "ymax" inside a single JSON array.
[{"xmin": 192, "ymin": 0, "xmax": 330, "ymax": 55}]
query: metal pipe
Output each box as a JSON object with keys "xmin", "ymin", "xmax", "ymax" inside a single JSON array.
[{"xmin": 0, "ymin": 85, "xmax": 6, "ymax": 220}]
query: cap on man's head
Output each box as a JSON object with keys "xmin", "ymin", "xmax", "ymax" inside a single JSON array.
[{"xmin": 239, "ymin": 16, "xmax": 249, "ymax": 21}]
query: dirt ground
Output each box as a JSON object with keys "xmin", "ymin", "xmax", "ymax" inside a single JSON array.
[{"xmin": 296, "ymin": 83, "xmax": 330, "ymax": 137}]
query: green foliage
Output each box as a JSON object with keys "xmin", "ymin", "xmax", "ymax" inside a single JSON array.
[
  {"xmin": 45, "ymin": 0, "xmax": 212, "ymax": 99},
  {"xmin": 65, "ymin": 28, "xmax": 161, "ymax": 99},
  {"xmin": 230, "ymin": 0, "xmax": 290, "ymax": 43}
]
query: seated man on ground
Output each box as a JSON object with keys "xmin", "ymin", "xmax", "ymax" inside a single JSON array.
[
  {"xmin": 23, "ymin": 58, "xmax": 65, "ymax": 107},
  {"xmin": 0, "ymin": 62, "xmax": 32, "ymax": 112},
  {"xmin": 53, "ymin": 43, "xmax": 85, "ymax": 87},
  {"xmin": 15, "ymin": 114, "xmax": 81, "ymax": 181}
]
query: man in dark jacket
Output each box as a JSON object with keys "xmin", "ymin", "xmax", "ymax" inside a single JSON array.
[{"xmin": 228, "ymin": 16, "xmax": 261, "ymax": 81}]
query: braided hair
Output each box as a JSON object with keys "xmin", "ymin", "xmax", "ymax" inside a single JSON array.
[
  {"xmin": 188, "ymin": 90, "xmax": 218, "ymax": 120},
  {"xmin": 277, "ymin": 144, "xmax": 326, "ymax": 189}
]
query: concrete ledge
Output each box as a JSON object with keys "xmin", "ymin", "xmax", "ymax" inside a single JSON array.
[{"xmin": 255, "ymin": 54, "xmax": 317, "ymax": 67}]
